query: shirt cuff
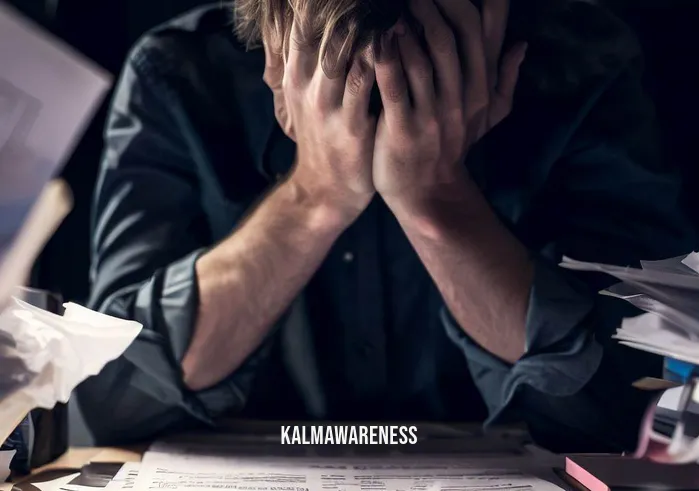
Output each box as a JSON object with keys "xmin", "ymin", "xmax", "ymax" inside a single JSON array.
[
  {"xmin": 442, "ymin": 258, "xmax": 604, "ymax": 425},
  {"xmin": 130, "ymin": 248, "xmax": 270, "ymax": 420}
]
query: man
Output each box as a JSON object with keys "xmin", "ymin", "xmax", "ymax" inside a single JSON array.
[{"xmin": 79, "ymin": 0, "xmax": 694, "ymax": 451}]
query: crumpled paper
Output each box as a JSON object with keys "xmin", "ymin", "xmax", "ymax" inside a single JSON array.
[{"xmin": 0, "ymin": 297, "xmax": 142, "ymax": 444}]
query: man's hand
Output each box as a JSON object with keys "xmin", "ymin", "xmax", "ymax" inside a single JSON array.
[
  {"xmin": 369, "ymin": 0, "xmax": 533, "ymax": 364},
  {"xmin": 273, "ymin": 21, "xmax": 378, "ymax": 219},
  {"xmin": 372, "ymin": 0, "xmax": 526, "ymax": 204}
]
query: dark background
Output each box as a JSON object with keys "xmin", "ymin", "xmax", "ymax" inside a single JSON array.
[{"xmin": 4, "ymin": 0, "xmax": 699, "ymax": 443}]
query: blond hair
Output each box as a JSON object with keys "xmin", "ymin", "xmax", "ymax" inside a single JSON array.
[{"xmin": 234, "ymin": 0, "xmax": 402, "ymax": 76}]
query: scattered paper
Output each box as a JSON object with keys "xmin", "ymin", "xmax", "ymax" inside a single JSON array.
[
  {"xmin": 0, "ymin": 2, "xmax": 110, "ymax": 268},
  {"xmin": 682, "ymin": 253, "xmax": 699, "ymax": 275},
  {"xmin": 0, "ymin": 298, "xmax": 142, "ymax": 444},
  {"xmin": 560, "ymin": 254, "xmax": 699, "ymax": 361},
  {"xmin": 642, "ymin": 256, "xmax": 699, "ymax": 276},
  {"xmin": 0, "ymin": 450, "xmax": 15, "ymax": 483}
]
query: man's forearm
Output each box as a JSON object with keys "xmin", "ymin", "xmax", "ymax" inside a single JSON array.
[
  {"xmin": 386, "ymin": 176, "xmax": 533, "ymax": 364},
  {"xmin": 183, "ymin": 178, "xmax": 355, "ymax": 391}
]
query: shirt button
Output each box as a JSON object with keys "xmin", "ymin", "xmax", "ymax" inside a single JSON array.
[{"xmin": 342, "ymin": 251, "xmax": 354, "ymax": 263}]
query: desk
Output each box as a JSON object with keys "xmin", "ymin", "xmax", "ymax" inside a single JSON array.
[{"xmin": 4, "ymin": 432, "xmax": 590, "ymax": 491}]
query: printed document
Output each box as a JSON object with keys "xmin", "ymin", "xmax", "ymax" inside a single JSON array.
[{"xmin": 134, "ymin": 438, "xmax": 565, "ymax": 491}]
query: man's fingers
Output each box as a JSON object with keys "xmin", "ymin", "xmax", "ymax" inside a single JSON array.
[
  {"xmin": 496, "ymin": 42, "xmax": 527, "ymax": 100},
  {"xmin": 490, "ymin": 42, "xmax": 526, "ymax": 126},
  {"xmin": 435, "ymin": 0, "xmax": 489, "ymax": 112},
  {"xmin": 343, "ymin": 48, "xmax": 375, "ymax": 120},
  {"xmin": 397, "ymin": 26, "xmax": 436, "ymax": 111},
  {"xmin": 284, "ymin": 19, "xmax": 316, "ymax": 90},
  {"xmin": 375, "ymin": 28, "xmax": 411, "ymax": 123},
  {"xmin": 482, "ymin": 0, "xmax": 510, "ymax": 85},
  {"xmin": 409, "ymin": 0, "xmax": 461, "ymax": 105},
  {"xmin": 315, "ymin": 44, "xmax": 350, "ymax": 112}
]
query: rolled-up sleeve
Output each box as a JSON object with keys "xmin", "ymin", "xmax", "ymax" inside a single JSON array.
[
  {"xmin": 77, "ymin": 40, "xmax": 264, "ymax": 445},
  {"xmin": 444, "ymin": 68, "xmax": 696, "ymax": 452}
]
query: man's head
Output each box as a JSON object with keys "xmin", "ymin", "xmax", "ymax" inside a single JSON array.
[{"xmin": 234, "ymin": 0, "xmax": 406, "ymax": 76}]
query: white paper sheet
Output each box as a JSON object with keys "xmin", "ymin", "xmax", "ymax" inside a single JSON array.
[
  {"xmin": 135, "ymin": 439, "xmax": 564, "ymax": 491},
  {"xmin": 642, "ymin": 255, "xmax": 699, "ymax": 275},
  {"xmin": 681, "ymin": 252, "xmax": 699, "ymax": 275},
  {"xmin": 0, "ymin": 3, "xmax": 110, "ymax": 262},
  {"xmin": 560, "ymin": 255, "xmax": 699, "ymax": 360}
]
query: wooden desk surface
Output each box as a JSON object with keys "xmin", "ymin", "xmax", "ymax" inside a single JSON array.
[{"xmin": 2, "ymin": 447, "xmax": 144, "ymax": 491}]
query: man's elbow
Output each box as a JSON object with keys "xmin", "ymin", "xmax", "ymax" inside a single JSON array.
[
  {"xmin": 181, "ymin": 348, "xmax": 231, "ymax": 393},
  {"xmin": 76, "ymin": 357, "xmax": 195, "ymax": 445},
  {"xmin": 181, "ymin": 356, "xmax": 210, "ymax": 392}
]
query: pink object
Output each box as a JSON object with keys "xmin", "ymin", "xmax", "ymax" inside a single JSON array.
[{"xmin": 566, "ymin": 455, "xmax": 699, "ymax": 490}]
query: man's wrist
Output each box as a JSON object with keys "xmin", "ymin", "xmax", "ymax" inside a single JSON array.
[
  {"xmin": 383, "ymin": 174, "xmax": 486, "ymax": 240},
  {"xmin": 280, "ymin": 176, "xmax": 366, "ymax": 234}
]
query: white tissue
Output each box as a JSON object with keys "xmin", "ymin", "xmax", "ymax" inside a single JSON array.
[{"xmin": 0, "ymin": 297, "xmax": 141, "ymax": 444}]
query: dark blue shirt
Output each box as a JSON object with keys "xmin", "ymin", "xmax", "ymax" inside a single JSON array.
[{"xmin": 78, "ymin": 3, "xmax": 695, "ymax": 452}]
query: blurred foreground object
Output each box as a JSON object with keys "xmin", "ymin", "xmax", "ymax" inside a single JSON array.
[
  {"xmin": 1, "ymin": 0, "xmax": 120, "ymax": 477},
  {"xmin": 560, "ymin": 254, "xmax": 699, "ymax": 465},
  {"xmin": 0, "ymin": 180, "xmax": 72, "ymax": 308},
  {"xmin": 1, "ymin": 289, "xmax": 66, "ymax": 476},
  {"xmin": 634, "ymin": 381, "xmax": 699, "ymax": 466},
  {"xmin": 0, "ymin": 1, "xmax": 110, "ymax": 266},
  {"xmin": 0, "ymin": 299, "xmax": 142, "ymax": 448}
]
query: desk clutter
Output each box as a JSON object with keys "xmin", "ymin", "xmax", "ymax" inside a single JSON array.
[
  {"xmin": 14, "ymin": 437, "xmax": 699, "ymax": 491},
  {"xmin": 14, "ymin": 431, "xmax": 570, "ymax": 491},
  {"xmin": 561, "ymin": 254, "xmax": 699, "ymax": 466},
  {"xmin": 0, "ymin": 3, "xmax": 133, "ymax": 480},
  {"xmin": 561, "ymin": 253, "xmax": 699, "ymax": 367},
  {"xmin": 3, "ymin": 2, "xmax": 699, "ymax": 490}
]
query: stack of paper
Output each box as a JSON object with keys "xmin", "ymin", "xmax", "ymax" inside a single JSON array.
[{"xmin": 560, "ymin": 253, "xmax": 699, "ymax": 364}]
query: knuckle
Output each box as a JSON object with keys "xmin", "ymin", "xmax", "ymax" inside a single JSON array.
[
  {"xmin": 415, "ymin": 61, "xmax": 434, "ymax": 83},
  {"xmin": 263, "ymin": 67, "xmax": 283, "ymax": 90},
  {"xmin": 281, "ymin": 73, "xmax": 296, "ymax": 94},
  {"xmin": 311, "ymin": 89, "xmax": 329, "ymax": 113},
  {"xmin": 446, "ymin": 107, "xmax": 465, "ymax": 128},
  {"xmin": 345, "ymin": 65, "xmax": 367, "ymax": 97},
  {"xmin": 466, "ymin": 92, "xmax": 490, "ymax": 116},
  {"xmin": 426, "ymin": 25, "xmax": 456, "ymax": 51},
  {"xmin": 383, "ymin": 79, "xmax": 406, "ymax": 104},
  {"xmin": 422, "ymin": 117, "xmax": 441, "ymax": 138},
  {"xmin": 283, "ymin": 66, "xmax": 305, "ymax": 91}
]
